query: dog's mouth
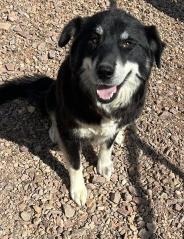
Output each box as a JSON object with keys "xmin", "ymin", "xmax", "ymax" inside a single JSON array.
[
  {"xmin": 96, "ymin": 85, "xmax": 118, "ymax": 103},
  {"xmin": 96, "ymin": 71, "xmax": 132, "ymax": 103}
]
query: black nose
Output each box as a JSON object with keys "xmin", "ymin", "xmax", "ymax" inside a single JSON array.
[{"xmin": 97, "ymin": 63, "xmax": 114, "ymax": 80}]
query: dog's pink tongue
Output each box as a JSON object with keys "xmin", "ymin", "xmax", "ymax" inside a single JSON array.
[{"xmin": 97, "ymin": 85, "xmax": 117, "ymax": 100}]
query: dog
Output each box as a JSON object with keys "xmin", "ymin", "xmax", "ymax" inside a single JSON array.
[{"xmin": 0, "ymin": 0, "xmax": 165, "ymax": 206}]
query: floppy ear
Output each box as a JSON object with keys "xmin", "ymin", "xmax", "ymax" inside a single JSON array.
[
  {"xmin": 58, "ymin": 17, "xmax": 83, "ymax": 47},
  {"xmin": 145, "ymin": 25, "xmax": 166, "ymax": 68}
]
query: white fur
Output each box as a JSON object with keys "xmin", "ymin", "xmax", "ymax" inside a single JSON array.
[
  {"xmin": 120, "ymin": 31, "xmax": 129, "ymax": 40},
  {"xmin": 69, "ymin": 165, "xmax": 87, "ymax": 206},
  {"xmin": 75, "ymin": 118, "xmax": 118, "ymax": 143},
  {"xmin": 96, "ymin": 25, "xmax": 103, "ymax": 35},
  {"xmin": 111, "ymin": 61, "xmax": 140, "ymax": 108},
  {"xmin": 97, "ymin": 144, "xmax": 113, "ymax": 180}
]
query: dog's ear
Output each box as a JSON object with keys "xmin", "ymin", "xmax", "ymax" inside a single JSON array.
[
  {"xmin": 145, "ymin": 25, "xmax": 166, "ymax": 68},
  {"xmin": 58, "ymin": 17, "xmax": 83, "ymax": 47}
]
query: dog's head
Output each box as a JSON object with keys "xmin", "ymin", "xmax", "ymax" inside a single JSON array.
[{"xmin": 58, "ymin": 5, "xmax": 165, "ymax": 105}]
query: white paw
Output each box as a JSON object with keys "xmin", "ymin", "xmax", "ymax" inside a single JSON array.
[
  {"xmin": 70, "ymin": 183, "xmax": 88, "ymax": 206},
  {"xmin": 97, "ymin": 159, "xmax": 113, "ymax": 181}
]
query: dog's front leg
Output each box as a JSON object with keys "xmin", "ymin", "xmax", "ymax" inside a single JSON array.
[
  {"xmin": 97, "ymin": 136, "xmax": 116, "ymax": 181},
  {"xmin": 62, "ymin": 138, "xmax": 87, "ymax": 206}
]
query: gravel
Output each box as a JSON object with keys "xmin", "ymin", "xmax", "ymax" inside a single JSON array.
[{"xmin": 0, "ymin": 0, "xmax": 184, "ymax": 238}]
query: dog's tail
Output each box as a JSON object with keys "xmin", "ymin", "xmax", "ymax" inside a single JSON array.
[{"xmin": 0, "ymin": 75, "xmax": 54, "ymax": 111}]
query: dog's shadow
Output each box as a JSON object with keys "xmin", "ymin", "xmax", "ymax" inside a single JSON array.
[
  {"xmin": 125, "ymin": 125, "xmax": 184, "ymax": 238},
  {"xmin": 145, "ymin": 0, "xmax": 184, "ymax": 22},
  {"xmin": 0, "ymin": 100, "xmax": 70, "ymax": 189}
]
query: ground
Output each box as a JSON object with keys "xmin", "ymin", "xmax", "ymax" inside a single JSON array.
[{"xmin": 0, "ymin": 0, "xmax": 183, "ymax": 238}]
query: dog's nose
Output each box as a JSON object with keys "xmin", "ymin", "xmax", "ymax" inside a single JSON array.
[{"xmin": 97, "ymin": 63, "xmax": 114, "ymax": 80}]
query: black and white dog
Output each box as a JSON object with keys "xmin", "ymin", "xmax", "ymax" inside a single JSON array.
[{"xmin": 0, "ymin": 1, "xmax": 165, "ymax": 206}]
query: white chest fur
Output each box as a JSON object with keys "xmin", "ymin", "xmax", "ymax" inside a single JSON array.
[{"xmin": 76, "ymin": 119, "xmax": 118, "ymax": 143}]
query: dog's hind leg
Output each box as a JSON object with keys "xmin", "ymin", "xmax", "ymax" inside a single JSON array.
[{"xmin": 97, "ymin": 134, "xmax": 117, "ymax": 181}]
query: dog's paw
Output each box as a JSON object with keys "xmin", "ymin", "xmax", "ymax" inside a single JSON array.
[
  {"xmin": 70, "ymin": 183, "xmax": 88, "ymax": 206},
  {"xmin": 97, "ymin": 159, "xmax": 113, "ymax": 181}
]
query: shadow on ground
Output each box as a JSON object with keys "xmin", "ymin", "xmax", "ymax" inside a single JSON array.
[
  {"xmin": 125, "ymin": 125, "xmax": 184, "ymax": 237},
  {"xmin": 145, "ymin": 0, "xmax": 184, "ymax": 22},
  {"xmin": 0, "ymin": 100, "xmax": 70, "ymax": 190}
]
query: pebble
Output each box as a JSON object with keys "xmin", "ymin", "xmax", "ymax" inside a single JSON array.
[
  {"xmin": 33, "ymin": 205, "xmax": 42, "ymax": 214},
  {"xmin": 63, "ymin": 204, "xmax": 75, "ymax": 218},
  {"xmin": 5, "ymin": 63, "xmax": 14, "ymax": 71},
  {"xmin": 110, "ymin": 192, "xmax": 121, "ymax": 204},
  {"xmin": 48, "ymin": 50, "xmax": 56, "ymax": 59},
  {"xmin": 8, "ymin": 12, "xmax": 18, "ymax": 22},
  {"xmin": 0, "ymin": 22, "xmax": 11, "ymax": 30},
  {"xmin": 174, "ymin": 204, "xmax": 182, "ymax": 211},
  {"xmin": 92, "ymin": 175, "xmax": 106, "ymax": 184},
  {"xmin": 19, "ymin": 203, "xmax": 27, "ymax": 211},
  {"xmin": 20, "ymin": 211, "xmax": 32, "ymax": 222},
  {"xmin": 87, "ymin": 198, "xmax": 96, "ymax": 213}
]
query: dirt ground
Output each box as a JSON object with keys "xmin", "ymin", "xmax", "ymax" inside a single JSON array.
[{"xmin": 0, "ymin": 0, "xmax": 183, "ymax": 238}]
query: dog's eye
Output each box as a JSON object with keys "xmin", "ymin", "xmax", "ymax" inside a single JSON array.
[
  {"xmin": 89, "ymin": 35, "xmax": 99, "ymax": 46},
  {"xmin": 119, "ymin": 40, "xmax": 133, "ymax": 48}
]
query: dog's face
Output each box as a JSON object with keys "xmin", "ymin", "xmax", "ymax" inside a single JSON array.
[{"xmin": 59, "ymin": 9, "xmax": 165, "ymax": 105}]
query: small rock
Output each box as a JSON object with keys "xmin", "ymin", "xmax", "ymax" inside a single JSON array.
[
  {"xmin": 87, "ymin": 221, "xmax": 95, "ymax": 230},
  {"xmin": 19, "ymin": 203, "xmax": 27, "ymax": 211},
  {"xmin": 0, "ymin": 22, "xmax": 11, "ymax": 30},
  {"xmin": 8, "ymin": 12, "xmax": 18, "ymax": 22},
  {"xmin": 110, "ymin": 192, "xmax": 121, "ymax": 204},
  {"xmin": 70, "ymin": 228, "xmax": 86, "ymax": 237},
  {"xmin": 37, "ymin": 42, "xmax": 46, "ymax": 51},
  {"xmin": 63, "ymin": 204, "xmax": 75, "ymax": 218},
  {"xmin": 56, "ymin": 216, "xmax": 64, "ymax": 227},
  {"xmin": 92, "ymin": 175, "xmax": 106, "ymax": 184},
  {"xmin": 5, "ymin": 63, "xmax": 14, "ymax": 71},
  {"xmin": 87, "ymin": 198, "xmax": 96, "ymax": 213},
  {"xmin": 32, "ymin": 217, "xmax": 41, "ymax": 225},
  {"xmin": 91, "ymin": 215, "xmax": 98, "ymax": 225},
  {"xmin": 123, "ymin": 192, "xmax": 132, "ymax": 202},
  {"xmin": 174, "ymin": 204, "xmax": 182, "ymax": 211},
  {"xmin": 117, "ymin": 206, "xmax": 130, "ymax": 217},
  {"xmin": 20, "ymin": 211, "xmax": 31, "ymax": 221},
  {"xmin": 48, "ymin": 50, "xmax": 56, "ymax": 59},
  {"xmin": 129, "ymin": 224, "xmax": 137, "ymax": 232},
  {"xmin": 33, "ymin": 205, "xmax": 42, "ymax": 214}
]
